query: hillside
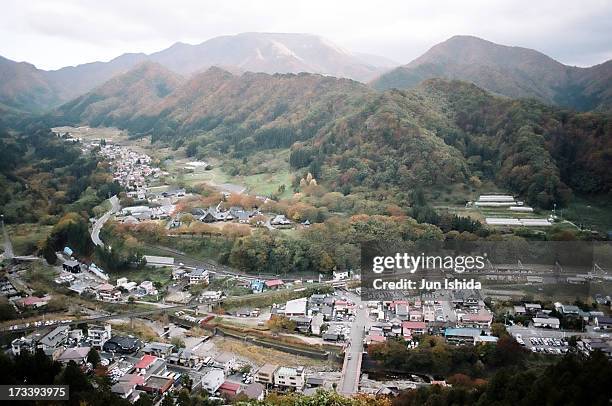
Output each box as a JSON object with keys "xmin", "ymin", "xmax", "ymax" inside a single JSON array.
[
  {"xmin": 54, "ymin": 63, "xmax": 612, "ymax": 207},
  {"xmin": 57, "ymin": 62, "xmax": 183, "ymax": 127},
  {"xmin": 371, "ymin": 36, "xmax": 612, "ymax": 111},
  {"xmin": 0, "ymin": 56, "xmax": 60, "ymax": 112}
]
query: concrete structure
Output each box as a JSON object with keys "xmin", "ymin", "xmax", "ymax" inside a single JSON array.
[
  {"xmin": 188, "ymin": 268, "xmax": 210, "ymax": 285},
  {"xmin": 285, "ymin": 297, "xmax": 308, "ymax": 317},
  {"xmin": 201, "ymin": 368, "xmax": 225, "ymax": 394},
  {"xmin": 274, "ymin": 366, "xmax": 305, "ymax": 390},
  {"xmin": 255, "ymin": 364, "xmax": 278, "ymax": 385},
  {"xmin": 143, "ymin": 255, "xmax": 175, "ymax": 268},
  {"xmin": 87, "ymin": 324, "xmax": 112, "ymax": 349}
]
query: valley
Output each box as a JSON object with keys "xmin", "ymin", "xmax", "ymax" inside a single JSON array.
[{"xmin": 0, "ymin": 14, "xmax": 610, "ymax": 406}]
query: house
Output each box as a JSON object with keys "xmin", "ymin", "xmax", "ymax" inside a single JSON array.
[
  {"xmin": 87, "ymin": 324, "xmax": 112, "ymax": 349},
  {"xmin": 11, "ymin": 336, "xmax": 36, "ymax": 356},
  {"xmin": 242, "ymin": 382, "xmax": 265, "ymax": 401},
  {"xmin": 514, "ymin": 306, "xmax": 527, "ymax": 315},
  {"xmin": 395, "ymin": 303, "xmax": 409, "ymax": 320},
  {"xmin": 112, "ymin": 374, "xmax": 145, "ymax": 401},
  {"xmin": 200, "ymin": 290, "xmax": 223, "ymax": 302},
  {"xmin": 167, "ymin": 348, "xmax": 200, "ymax": 367},
  {"xmin": 533, "ymin": 317, "xmax": 560, "ymax": 329},
  {"xmin": 134, "ymin": 354, "xmax": 159, "ymax": 373},
  {"xmin": 270, "ymin": 215, "xmax": 292, "ymax": 226},
  {"xmin": 95, "ymin": 283, "xmax": 122, "ymax": 302},
  {"xmin": 201, "ymin": 368, "xmax": 225, "ymax": 394},
  {"xmin": 17, "ymin": 295, "xmax": 51, "ymax": 308},
  {"xmin": 525, "ymin": 303, "xmax": 542, "ymax": 314},
  {"xmin": 189, "ymin": 268, "xmax": 210, "ymax": 285},
  {"xmin": 306, "ymin": 376, "xmax": 326, "ymax": 388},
  {"xmin": 402, "ymin": 321, "xmax": 427, "ymax": 339},
  {"xmin": 142, "ymin": 342, "xmax": 175, "ymax": 358},
  {"xmin": 57, "ymin": 346, "xmax": 90, "ymax": 364},
  {"xmin": 274, "ymin": 366, "xmax": 305, "ymax": 390},
  {"xmin": 595, "ymin": 316, "xmax": 612, "ymax": 330},
  {"xmin": 172, "ymin": 268, "xmax": 189, "ymax": 280},
  {"xmin": 212, "ymin": 352, "xmax": 236, "ymax": 374},
  {"xmin": 62, "ymin": 260, "xmax": 81, "ymax": 273},
  {"xmin": 255, "ymin": 363, "xmax": 278, "ymax": 385},
  {"xmin": 139, "ymin": 281, "xmax": 158, "ymax": 295},
  {"xmin": 285, "ymin": 297, "xmax": 307, "ymax": 317},
  {"xmin": 143, "ymin": 255, "xmax": 175, "ymax": 268},
  {"xmin": 365, "ymin": 333, "xmax": 387, "ymax": 346},
  {"xmin": 219, "ymin": 381, "xmax": 241, "ymax": 397},
  {"xmin": 265, "ymin": 279, "xmax": 284, "ymax": 290},
  {"xmin": 458, "ymin": 312, "xmax": 493, "ymax": 328},
  {"xmin": 103, "ymin": 335, "xmax": 142, "ymax": 354},
  {"xmin": 38, "ymin": 325, "xmax": 70, "ymax": 355},
  {"xmin": 140, "ymin": 375, "xmax": 173, "ymax": 395},
  {"xmin": 409, "ymin": 310, "xmax": 423, "ymax": 322},
  {"xmin": 290, "ymin": 317, "xmax": 312, "ymax": 333},
  {"xmin": 559, "ymin": 304, "xmax": 581, "ymax": 315}
]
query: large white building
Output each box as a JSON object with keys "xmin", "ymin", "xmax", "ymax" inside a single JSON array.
[{"xmin": 274, "ymin": 366, "xmax": 305, "ymax": 390}]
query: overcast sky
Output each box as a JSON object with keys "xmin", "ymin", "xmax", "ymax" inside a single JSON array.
[{"xmin": 1, "ymin": 0, "xmax": 611, "ymax": 70}]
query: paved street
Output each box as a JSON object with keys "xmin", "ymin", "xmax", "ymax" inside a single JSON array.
[
  {"xmin": 339, "ymin": 292, "xmax": 369, "ymax": 395},
  {"xmin": 91, "ymin": 195, "xmax": 120, "ymax": 247}
]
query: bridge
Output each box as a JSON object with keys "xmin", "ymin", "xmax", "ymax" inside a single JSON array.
[{"xmin": 338, "ymin": 296, "xmax": 368, "ymax": 395}]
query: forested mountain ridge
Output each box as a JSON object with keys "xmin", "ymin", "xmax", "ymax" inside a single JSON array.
[
  {"xmin": 52, "ymin": 65, "xmax": 612, "ymax": 208},
  {"xmin": 57, "ymin": 62, "xmax": 183, "ymax": 128},
  {"xmin": 371, "ymin": 35, "xmax": 612, "ymax": 112}
]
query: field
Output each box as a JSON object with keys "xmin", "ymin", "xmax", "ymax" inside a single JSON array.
[{"xmin": 213, "ymin": 336, "xmax": 327, "ymax": 368}]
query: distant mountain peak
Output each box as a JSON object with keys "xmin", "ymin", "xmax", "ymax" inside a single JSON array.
[{"xmin": 371, "ymin": 35, "xmax": 612, "ymax": 111}]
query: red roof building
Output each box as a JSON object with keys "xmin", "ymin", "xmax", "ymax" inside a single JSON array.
[
  {"xmin": 219, "ymin": 381, "xmax": 241, "ymax": 397},
  {"xmin": 135, "ymin": 354, "xmax": 157, "ymax": 371},
  {"xmin": 402, "ymin": 321, "xmax": 427, "ymax": 339},
  {"xmin": 264, "ymin": 279, "xmax": 284, "ymax": 289}
]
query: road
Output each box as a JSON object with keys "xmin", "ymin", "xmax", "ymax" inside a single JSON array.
[
  {"xmin": 1, "ymin": 218, "xmax": 14, "ymax": 259},
  {"xmin": 339, "ymin": 292, "xmax": 369, "ymax": 395},
  {"xmin": 91, "ymin": 195, "xmax": 120, "ymax": 247}
]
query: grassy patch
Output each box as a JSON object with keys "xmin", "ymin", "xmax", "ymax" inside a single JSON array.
[
  {"xmin": 561, "ymin": 195, "xmax": 612, "ymax": 233},
  {"xmin": 5, "ymin": 224, "xmax": 52, "ymax": 256}
]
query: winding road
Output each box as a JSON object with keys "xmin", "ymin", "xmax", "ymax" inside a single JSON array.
[{"xmin": 91, "ymin": 195, "xmax": 120, "ymax": 247}]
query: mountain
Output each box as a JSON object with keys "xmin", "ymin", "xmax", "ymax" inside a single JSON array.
[
  {"xmin": 147, "ymin": 32, "xmax": 389, "ymax": 81},
  {"xmin": 0, "ymin": 33, "xmax": 393, "ymax": 113},
  {"xmin": 44, "ymin": 53, "xmax": 149, "ymax": 102},
  {"xmin": 371, "ymin": 35, "xmax": 612, "ymax": 111},
  {"xmin": 54, "ymin": 64, "xmax": 612, "ymax": 206},
  {"xmin": 57, "ymin": 62, "xmax": 183, "ymax": 127},
  {"xmin": 0, "ymin": 56, "xmax": 60, "ymax": 112}
]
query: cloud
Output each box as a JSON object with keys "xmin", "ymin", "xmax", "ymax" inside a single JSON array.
[{"xmin": 0, "ymin": 0, "xmax": 610, "ymax": 69}]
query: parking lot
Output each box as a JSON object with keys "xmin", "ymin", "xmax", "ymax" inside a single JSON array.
[{"xmin": 509, "ymin": 326, "xmax": 572, "ymax": 355}]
